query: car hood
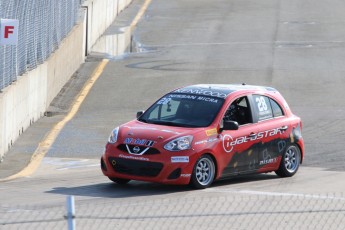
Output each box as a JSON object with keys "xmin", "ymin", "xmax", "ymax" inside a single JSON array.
[{"xmin": 118, "ymin": 120, "xmax": 202, "ymax": 146}]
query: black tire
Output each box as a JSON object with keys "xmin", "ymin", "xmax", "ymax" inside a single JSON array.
[
  {"xmin": 108, "ymin": 177, "xmax": 131, "ymax": 184},
  {"xmin": 275, "ymin": 144, "xmax": 301, "ymax": 177},
  {"xmin": 190, "ymin": 155, "xmax": 216, "ymax": 189}
]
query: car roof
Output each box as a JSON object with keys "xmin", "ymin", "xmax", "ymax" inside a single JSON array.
[{"xmin": 172, "ymin": 84, "xmax": 278, "ymax": 99}]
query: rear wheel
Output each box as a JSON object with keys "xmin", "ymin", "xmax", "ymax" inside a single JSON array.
[
  {"xmin": 108, "ymin": 177, "xmax": 131, "ymax": 184},
  {"xmin": 190, "ymin": 155, "xmax": 215, "ymax": 189},
  {"xmin": 275, "ymin": 144, "xmax": 301, "ymax": 177}
]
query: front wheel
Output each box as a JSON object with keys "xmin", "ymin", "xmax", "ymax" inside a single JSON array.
[
  {"xmin": 275, "ymin": 144, "xmax": 301, "ymax": 177},
  {"xmin": 108, "ymin": 177, "xmax": 131, "ymax": 184},
  {"xmin": 190, "ymin": 155, "xmax": 216, "ymax": 189}
]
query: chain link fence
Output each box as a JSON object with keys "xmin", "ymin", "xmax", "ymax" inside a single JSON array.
[
  {"xmin": 0, "ymin": 0, "xmax": 83, "ymax": 91},
  {"xmin": 1, "ymin": 193, "xmax": 345, "ymax": 229}
]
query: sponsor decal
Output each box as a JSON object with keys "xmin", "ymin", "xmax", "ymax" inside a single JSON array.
[
  {"xmin": 259, "ymin": 157, "xmax": 278, "ymax": 165},
  {"xmin": 124, "ymin": 138, "xmax": 155, "ymax": 147},
  {"xmin": 259, "ymin": 149, "xmax": 278, "ymax": 165},
  {"xmin": 194, "ymin": 140, "xmax": 207, "ymax": 145},
  {"xmin": 196, "ymin": 96, "xmax": 219, "ymax": 103},
  {"xmin": 222, "ymin": 127, "xmax": 283, "ymax": 153},
  {"xmin": 206, "ymin": 128, "xmax": 218, "ymax": 136},
  {"xmin": 167, "ymin": 94, "xmax": 197, "ymax": 100},
  {"xmin": 174, "ymin": 88, "xmax": 229, "ymax": 98},
  {"xmin": 181, "ymin": 174, "xmax": 191, "ymax": 178},
  {"xmin": 165, "ymin": 94, "xmax": 220, "ymax": 103},
  {"xmin": 223, "ymin": 134, "xmax": 234, "ymax": 153},
  {"xmin": 119, "ymin": 154, "xmax": 149, "ymax": 161},
  {"xmin": 278, "ymin": 140, "xmax": 286, "ymax": 153},
  {"xmin": 195, "ymin": 137, "xmax": 218, "ymax": 145},
  {"xmin": 171, "ymin": 156, "xmax": 189, "ymax": 163}
]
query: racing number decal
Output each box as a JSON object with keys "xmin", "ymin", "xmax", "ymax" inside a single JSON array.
[
  {"xmin": 256, "ymin": 96, "xmax": 268, "ymax": 112},
  {"xmin": 157, "ymin": 97, "xmax": 171, "ymax": 105}
]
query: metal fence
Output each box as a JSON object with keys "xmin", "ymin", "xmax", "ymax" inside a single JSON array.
[
  {"xmin": 1, "ymin": 193, "xmax": 345, "ymax": 229},
  {"xmin": 0, "ymin": 0, "xmax": 83, "ymax": 91}
]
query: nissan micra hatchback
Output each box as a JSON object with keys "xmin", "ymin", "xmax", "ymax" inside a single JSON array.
[{"xmin": 101, "ymin": 84, "xmax": 304, "ymax": 189}]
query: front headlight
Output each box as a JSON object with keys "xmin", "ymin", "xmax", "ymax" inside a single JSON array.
[
  {"xmin": 164, "ymin": 135, "xmax": 193, "ymax": 151},
  {"xmin": 108, "ymin": 127, "xmax": 119, "ymax": 144}
]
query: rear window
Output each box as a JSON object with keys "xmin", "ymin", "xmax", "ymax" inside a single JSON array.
[
  {"xmin": 253, "ymin": 95, "xmax": 285, "ymax": 121},
  {"xmin": 253, "ymin": 95, "xmax": 273, "ymax": 121}
]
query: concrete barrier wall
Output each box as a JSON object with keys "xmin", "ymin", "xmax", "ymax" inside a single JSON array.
[
  {"xmin": 0, "ymin": 23, "xmax": 84, "ymax": 161},
  {"xmin": 0, "ymin": 0, "xmax": 133, "ymax": 161},
  {"xmin": 83, "ymin": 0, "xmax": 133, "ymax": 54},
  {"xmin": 89, "ymin": 25, "xmax": 132, "ymax": 56}
]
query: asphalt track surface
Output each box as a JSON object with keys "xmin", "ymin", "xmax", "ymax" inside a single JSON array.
[{"xmin": 1, "ymin": 0, "xmax": 345, "ymax": 229}]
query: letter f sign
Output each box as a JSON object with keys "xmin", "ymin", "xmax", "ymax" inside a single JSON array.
[
  {"xmin": 5, "ymin": 26, "xmax": 14, "ymax": 38},
  {"xmin": 0, "ymin": 19, "xmax": 19, "ymax": 45}
]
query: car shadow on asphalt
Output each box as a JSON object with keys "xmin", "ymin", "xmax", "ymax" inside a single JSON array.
[
  {"xmin": 212, "ymin": 173, "xmax": 280, "ymax": 188},
  {"xmin": 46, "ymin": 173, "xmax": 279, "ymax": 198}
]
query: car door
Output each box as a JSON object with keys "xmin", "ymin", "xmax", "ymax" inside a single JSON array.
[
  {"xmin": 251, "ymin": 94, "xmax": 290, "ymax": 170},
  {"xmin": 220, "ymin": 95, "xmax": 262, "ymax": 176}
]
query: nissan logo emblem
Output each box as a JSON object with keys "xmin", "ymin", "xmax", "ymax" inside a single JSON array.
[{"xmin": 133, "ymin": 146, "xmax": 140, "ymax": 153}]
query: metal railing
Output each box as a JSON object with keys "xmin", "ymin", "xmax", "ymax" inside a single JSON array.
[{"xmin": 0, "ymin": 0, "xmax": 82, "ymax": 91}]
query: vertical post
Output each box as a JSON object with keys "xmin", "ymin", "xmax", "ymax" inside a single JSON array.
[{"xmin": 66, "ymin": 195, "xmax": 76, "ymax": 230}]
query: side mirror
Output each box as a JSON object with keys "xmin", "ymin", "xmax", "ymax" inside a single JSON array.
[
  {"xmin": 222, "ymin": 120, "xmax": 239, "ymax": 131},
  {"xmin": 136, "ymin": 111, "xmax": 144, "ymax": 119}
]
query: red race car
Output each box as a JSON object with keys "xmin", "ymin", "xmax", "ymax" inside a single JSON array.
[{"xmin": 101, "ymin": 84, "xmax": 304, "ymax": 189}]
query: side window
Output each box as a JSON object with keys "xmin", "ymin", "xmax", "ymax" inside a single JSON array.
[
  {"xmin": 270, "ymin": 98, "xmax": 284, "ymax": 117},
  {"xmin": 148, "ymin": 107, "xmax": 159, "ymax": 119},
  {"xmin": 224, "ymin": 96, "xmax": 252, "ymax": 125},
  {"xmin": 253, "ymin": 95, "xmax": 273, "ymax": 121}
]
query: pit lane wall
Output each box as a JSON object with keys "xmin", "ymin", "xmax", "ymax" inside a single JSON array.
[{"xmin": 0, "ymin": 0, "xmax": 133, "ymax": 162}]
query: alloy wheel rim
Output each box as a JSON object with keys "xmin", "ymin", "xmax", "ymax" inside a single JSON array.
[
  {"xmin": 284, "ymin": 146, "xmax": 299, "ymax": 173},
  {"xmin": 196, "ymin": 158, "xmax": 214, "ymax": 186}
]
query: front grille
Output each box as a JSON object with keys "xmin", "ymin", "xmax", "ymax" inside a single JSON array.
[
  {"xmin": 117, "ymin": 144, "xmax": 160, "ymax": 155},
  {"xmin": 109, "ymin": 157, "xmax": 163, "ymax": 177}
]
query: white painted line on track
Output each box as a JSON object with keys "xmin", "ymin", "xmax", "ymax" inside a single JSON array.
[
  {"xmin": 56, "ymin": 164, "xmax": 99, "ymax": 171},
  {"xmin": 42, "ymin": 158, "xmax": 99, "ymax": 170}
]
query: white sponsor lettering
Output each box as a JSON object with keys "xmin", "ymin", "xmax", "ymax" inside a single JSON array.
[
  {"xmin": 119, "ymin": 154, "xmax": 149, "ymax": 161},
  {"xmin": 174, "ymin": 89, "xmax": 228, "ymax": 98},
  {"xmin": 222, "ymin": 127, "xmax": 283, "ymax": 153},
  {"xmin": 181, "ymin": 174, "xmax": 191, "ymax": 178},
  {"xmin": 195, "ymin": 138, "xmax": 218, "ymax": 145},
  {"xmin": 259, "ymin": 157, "xmax": 278, "ymax": 165}
]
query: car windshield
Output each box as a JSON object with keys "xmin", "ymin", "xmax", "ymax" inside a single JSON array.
[{"xmin": 138, "ymin": 93, "xmax": 224, "ymax": 128}]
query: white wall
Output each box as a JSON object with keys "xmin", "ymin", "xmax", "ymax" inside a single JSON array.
[{"xmin": 0, "ymin": 0, "xmax": 133, "ymax": 161}]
